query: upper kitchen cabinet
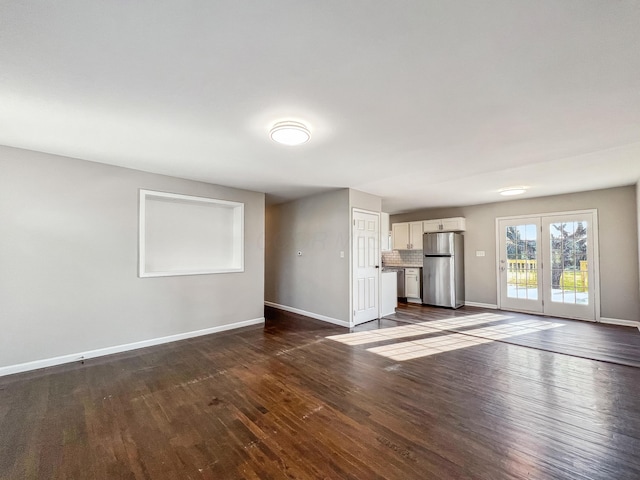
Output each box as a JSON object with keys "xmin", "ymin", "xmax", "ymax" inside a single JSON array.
[
  {"xmin": 392, "ymin": 221, "xmax": 423, "ymax": 250},
  {"xmin": 423, "ymin": 217, "xmax": 466, "ymax": 233},
  {"xmin": 392, "ymin": 222, "xmax": 409, "ymax": 250},
  {"xmin": 409, "ymin": 221, "xmax": 423, "ymax": 249}
]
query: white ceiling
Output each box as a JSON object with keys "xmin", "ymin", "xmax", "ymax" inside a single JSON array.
[{"xmin": 1, "ymin": 1, "xmax": 639, "ymax": 213}]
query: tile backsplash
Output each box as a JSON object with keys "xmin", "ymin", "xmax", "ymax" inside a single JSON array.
[{"xmin": 382, "ymin": 249, "xmax": 423, "ymax": 267}]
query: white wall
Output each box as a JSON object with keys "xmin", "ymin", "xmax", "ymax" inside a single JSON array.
[
  {"xmin": 637, "ymin": 181, "xmax": 640, "ymax": 300},
  {"xmin": 391, "ymin": 186, "xmax": 640, "ymax": 322},
  {"xmin": 0, "ymin": 146, "xmax": 265, "ymax": 372}
]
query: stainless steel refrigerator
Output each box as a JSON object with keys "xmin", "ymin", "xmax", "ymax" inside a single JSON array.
[{"xmin": 422, "ymin": 232, "xmax": 465, "ymax": 308}]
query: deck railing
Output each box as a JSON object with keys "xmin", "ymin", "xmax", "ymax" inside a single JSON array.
[{"xmin": 506, "ymin": 259, "xmax": 588, "ymax": 290}]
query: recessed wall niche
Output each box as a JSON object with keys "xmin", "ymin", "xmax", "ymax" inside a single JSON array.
[{"xmin": 139, "ymin": 189, "xmax": 244, "ymax": 277}]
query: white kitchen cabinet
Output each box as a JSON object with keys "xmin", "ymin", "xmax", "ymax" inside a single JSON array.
[
  {"xmin": 405, "ymin": 268, "xmax": 421, "ymax": 299},
  {"xmin": 442, "ymin": 217, "xmax": 465, "ymax": 231},
  {"xmin": 392, "ymin": 223, "xmax": 409, "ymax": 250},
  {"xmin": 423, "ymin": 217, "xmax": 466, "ymax": 233},
  {"xmin": 392, "ymin": 221, "xmax": 423, "ymax": 250},
  {"xmin": 422, "ymin": 219, "xmax": 442, "ymax": 233},
  {"xmin": 409, "ymin": 221, "xmax": 423, "ymax": 250},
  {"xmin": 380, "ymin": 271, "xmax": 397, "ymax": 316}
]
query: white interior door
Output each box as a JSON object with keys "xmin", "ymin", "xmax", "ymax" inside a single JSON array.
[
  {"xmin": 353, "ymin": 210, "xmax": 380, "ymax": 326},
  {"xmin": 542, "ymin": 213, "xmax": 596, "ymax": 321},
  {"xmin": 497, "ymin": 211, "xmax": 598, "ymax": 321},
  {"xmin": 498, "ymin": 218, "xmax": 543, "ymax": 314}
]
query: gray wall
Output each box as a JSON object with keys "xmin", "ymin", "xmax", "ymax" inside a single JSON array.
[
  {"xmin": 265, "ymin": 188, "xmax": 383, "ymax": 324},
  {"xmin": 391, "ymin": 186, "xmax": 640, "ymax": 321},
  {"xmin": 350, "ymin": 189, "xmax": 382, "ymax": 213},
  {"xmin": 265, "ymin": 189, "xmax": 351, "ymax": 322},
  {"xmin": 0, "ymin": 146, "xmax": 265, "ymax": 369}
]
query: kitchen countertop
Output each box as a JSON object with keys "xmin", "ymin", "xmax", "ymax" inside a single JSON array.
[
  {"xmin": 381, "ymin": 267, "xmax": 402, "ymax": 272},
  {"xmin": 382, "ymin": 265, "xmax": 422, "ymax": 270}
]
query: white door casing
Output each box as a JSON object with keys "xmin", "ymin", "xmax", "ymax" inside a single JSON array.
[{"xmin": 352, "ymin": 210, "xmax": 380, "ymax": 326}]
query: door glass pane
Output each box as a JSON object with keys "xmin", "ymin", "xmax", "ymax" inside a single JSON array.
[
  {"xmin": 506, "ymin": 224, "xmax": 538, "ymax": 300},
  {"xmin": 550, "ymin": 221, "xmax": 588, "ymax": 305}
]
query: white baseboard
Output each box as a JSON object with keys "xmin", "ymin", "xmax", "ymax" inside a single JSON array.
[
  {"xmin": 265, "ymin": 301, "xmax": 350, "ymax": 328},
  {"xmin": 465, "ymin": 301, "xmax": 498, "ymax": 309},
  {"xmin": 0, "ymin": 317, "xmax": 265, "ymax": 378},
  {"xmin": 599, "ymin": 317, "xmax": 640, "ymax": 328}
]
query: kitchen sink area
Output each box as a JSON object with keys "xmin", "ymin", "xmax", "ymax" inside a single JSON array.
[
  {"xmin": 381, "ymin": 266, "xmax": 422, "ymax": 302},
  {"xmin": 381, "ymin": 266, "xmax": 405, "ymax": 299},
  {"xmin": 382, "ymin": 249, "xmax": 423, "ymax": 303}
]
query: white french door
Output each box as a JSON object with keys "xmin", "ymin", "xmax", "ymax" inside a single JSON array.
[
  {"xmin": 497, "ymin": 211, "xmax": 598, "ymax": 321},
  {"xmin": 352, "ymin": 209, "xmax": 380, "ymax": 326},
  {"xmin": 541, "ymin": 214, "xmax": 596, "ymax": 320},
  {"xmin": 498, "ymin": 218, "xmax": 543, "ymax": 314}
]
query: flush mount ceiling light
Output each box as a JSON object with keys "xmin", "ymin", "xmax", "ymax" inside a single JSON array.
[
  {"xmin": 269, "ymin": 121, "xmax": 311, "ymax": 146},
  {"xmin": 499, "ymin": 186, "xmax": 528, "ymax": 196}
]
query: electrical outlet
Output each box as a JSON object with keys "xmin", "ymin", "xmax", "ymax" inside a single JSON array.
[{"xmin": 340, "ymin": 251, "xmax": 344, "ymax": 258}]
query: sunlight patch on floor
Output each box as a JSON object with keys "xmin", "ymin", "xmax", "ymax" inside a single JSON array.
[
  {"xmin": 367, "ymin": 319, "xmax": 564, "ymax": 361},
  {"xmin": 326, "ymin": 313, "xmax": 514, "ymax": 346},
  {"xmin": 368, "ymin": 333, "xmax": 494, "ymax": 361},
  {"xmin": 419, "ymin": 313, "xmax": 514, "ymax": 330},
  {"xmin": 327, "ymin": 316, "xmax": 564, "ymax": 361},
  {"xmin": 326, "ymin": 324, "xmax": 439, "ymax": 346}
]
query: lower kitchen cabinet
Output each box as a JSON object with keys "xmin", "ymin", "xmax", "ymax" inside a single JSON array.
[{"xmin": 405, "ymin": 268, "xmax": 421, "ymax": 299}]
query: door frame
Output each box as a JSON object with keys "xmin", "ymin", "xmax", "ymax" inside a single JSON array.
[
  {"xmin": 350, "ymin": 208, "xmax": 381, "ymax": 327},
  {"xmin": 495, "ymin": 209, "xmax": 601, "ymax": 322}
]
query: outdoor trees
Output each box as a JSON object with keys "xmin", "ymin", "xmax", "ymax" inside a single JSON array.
[{"xmin": 550, "ymin": 222, "xmax": 588, "ymax": 290}]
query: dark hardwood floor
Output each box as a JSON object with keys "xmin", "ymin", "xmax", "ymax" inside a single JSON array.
[
  {"xmin": 1, "ymin": 304, "xmax": 640, "ymax": 479},
  {"xmin": 385, "ymin": 303, "xmax": 640, "ymax": 368}
]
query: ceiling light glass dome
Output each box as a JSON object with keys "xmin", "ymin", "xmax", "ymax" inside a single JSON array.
[
  {"xmin": 269, "ymin": 121, "xmax": 311, "ymax": 146},
  {"xmin": 499, "ymin": 186, "xmax": 528, "ymax": 196}
]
